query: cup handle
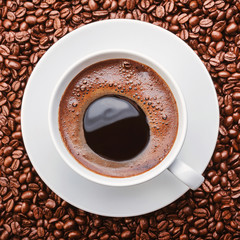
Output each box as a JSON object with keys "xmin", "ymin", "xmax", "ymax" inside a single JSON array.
[{"xmin": 168, "ymin": 159, "xmax": 204, "ymax": 190}]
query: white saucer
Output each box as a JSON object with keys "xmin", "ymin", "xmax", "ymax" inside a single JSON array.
[{"xmin": 22, "ymin": 20, "xmax": 219, "ymax": 217}]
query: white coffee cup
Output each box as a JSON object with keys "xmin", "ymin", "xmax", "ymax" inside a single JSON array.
[{"xmin": 49, "ymin": 50, "xmax": 204, "ymax": 190}]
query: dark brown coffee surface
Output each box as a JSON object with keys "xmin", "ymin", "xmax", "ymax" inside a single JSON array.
[
  {"xmin": 83, "ymin": 95, "xmax": 150, "ymax": 161},
  {"xmin": 1, "ymin": 0, "xmax": 239, "ymax": 238},
  {"xmin": 59, "ymin": 59, "xmax": 178, "ymax": 177}
]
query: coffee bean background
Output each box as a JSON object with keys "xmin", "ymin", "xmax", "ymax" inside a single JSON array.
[{"xmin": 0, "ymin": 0, "xmax": 240, "ymax": 239}]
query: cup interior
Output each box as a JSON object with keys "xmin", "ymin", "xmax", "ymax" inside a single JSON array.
[{"xmin": 49, "ymin": 49, "xmax": 187, "ymax": 187}]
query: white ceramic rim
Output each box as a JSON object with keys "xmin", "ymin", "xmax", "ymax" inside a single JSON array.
[{"xmin": 49, "ymin": 49, "xmax": 187, "ymax": 187}]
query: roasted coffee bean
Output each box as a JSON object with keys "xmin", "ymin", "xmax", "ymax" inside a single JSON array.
[
  {"xmin": 224, "ymin": 52, "xmax": 236, "ymax": 62},
  {"xmin": 6, "ymin": 199, "xmax": 14, "ymax": 212},
  {"xmin": 193, "ymin": 208, "xmax": 208, "ymax": 218},
  {"xmin": 4, "ymin": 59, "xmax": 21, "ymax": 70},
  {"xmin": 69, "ymin": 230, "xmax": 81, "ymax": 239},
  {"xmin": 157, "ymin": 220, "xmax": 168, "ymax": 231},
  {"xmin": 194, "ymin": 219, "xmax": 207, "ymax": 229},
  {"xmin": 226, "ymin": 22, "xmax": 238, "ymax": 34},
  {"xmin": 189, "ymin": 16, "xmax": 199, "ymax": 26},
  {"xmin": 179, "ymin": 234, "xmax": 188, "ymax": 240},
  {"xmin": 139, "ymin": 217, "xmax": 148, "ymax": 231},
  {"xmin": 33, "ymin": 207, "xmax": 43, "ymax": 219},
  {"xmin": 211, "ymin": 31, "xmax": 223, "ymax": 41},
  {"xmin": 46, "ymin": 199, "xmax": 56, "ymax": 209},
  {"xmin": 220, "ymin": 176, "xmax": 228, "ymax": 187},
  {"xmin": 178, "ymin": 13, "xmax": 189, "ymax": 24},
  {"xmin": 121, "ymin": 230, "xmax": 132, "ymax": 239},
  {"xmin": 0, "ymin": 45, "xmax": 10, "ymax": 56},
  {"xmin": 155, "ymin": 6, "xmax": 165, "ymax": 19},
  {"xmin": 158, "ymin": 231, "xmax": 170, "ymax": 239},
  {"xmin": 63, "ymin": 220, "xmax": 75, "ymax": 230},
  {"xmin": 25, "ymin": 15, "xmax": 37, "ymax": 25},
  {"xmin": 213, "ymin": 192, "xmax": 223, "ymax": 202},
  {"xmin": 21, "ymin": 190, "xmax": 34, "ymax": 199},
  {"xmin": 216, "ymin": 222, "xmax": 224, "ymax": 233},
  {"xmin": 200, "ymin": 18, "xmax": 213, "ymax": 28},
  {"xmin": 222, "ymin": 210, "xmax": 231, "ymax": 220},
  {"xmin": 126, "ymin": 0, "xmax": 136, "ymax": 10}
]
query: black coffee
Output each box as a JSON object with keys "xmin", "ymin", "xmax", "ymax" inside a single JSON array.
[
  {"xmin": 59, "ymin": 59, "xmax": 178, "ymax": 178},
  {"xmin": 83, "ymin": 95, "xmax": 150, "ymax": 161}
]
